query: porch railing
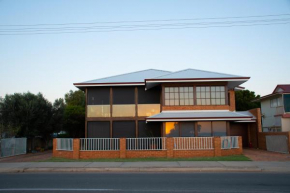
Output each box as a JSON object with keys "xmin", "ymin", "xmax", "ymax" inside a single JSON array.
[
  {"xmin": 126, "ymin": 137, "xmax": 166, "ymax": 150},
  {"xmin": 56, "ymin": 138, "xmax": 73, "ymax": 151},
  {"xmin": 173, "ymin": 137, "xmax": 214, "ymax": 150},
  {"xmin": 80, "ymin": 138, "xmax": 119, "ymax": 151},
  {"xmin": 221, "ymin": 136, "xmax": 239, "ymax": 149}
]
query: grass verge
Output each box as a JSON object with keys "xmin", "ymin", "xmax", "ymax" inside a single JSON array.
[{"xmin": 41, "ymin": 155, "xmax": 250, "ymax": 162}]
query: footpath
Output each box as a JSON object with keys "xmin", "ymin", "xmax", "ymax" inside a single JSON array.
[{"xmin": 1, "ymin": 161, "xmax": 290, "ymax": 173}]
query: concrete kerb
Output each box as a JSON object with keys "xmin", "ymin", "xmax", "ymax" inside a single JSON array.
[{"xmin": 0, "ymin": 167, "xmax": 263, "ymax": 173}]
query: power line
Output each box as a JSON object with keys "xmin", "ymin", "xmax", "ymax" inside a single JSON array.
[
  {"xmin": 0, "ymin": 13, "xmax": 290, "ymax": 27},
  {"xmin": 1, "ymin": 18, "xmax": 290, "ymax": 32},
  {"xmin": 0, "ymin": 21, "xmax": 289, "ymax": 36}
]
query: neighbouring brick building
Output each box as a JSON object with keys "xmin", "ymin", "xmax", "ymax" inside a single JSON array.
[{"xmin": 73, "ymin": 69, "xmax": 261, "ymax": 148}]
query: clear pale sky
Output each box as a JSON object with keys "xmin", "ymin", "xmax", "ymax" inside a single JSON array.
[{"xmin": 0, "ymin": 0, "xmax": 289, "ymax": 102}]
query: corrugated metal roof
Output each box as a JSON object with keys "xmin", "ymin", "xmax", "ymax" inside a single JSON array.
[
  {"xmin": 81, "ymin": 69, "xmax": 171, "ymax": 84},
  {"xmin": 146, "ymin": 110, "xmax": 255, "ymax": 121},
  {"xmin": 149, "ymin": 68, "xmax": 244, "ymax": 79}
]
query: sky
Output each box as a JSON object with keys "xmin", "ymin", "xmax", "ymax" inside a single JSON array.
[{"xmin": 0, "ymin": 0, "xmax": 290, "ymax": 102}]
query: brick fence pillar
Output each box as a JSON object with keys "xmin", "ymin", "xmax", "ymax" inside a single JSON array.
[
  {"xmin": 73, "ymin": 138, "xmax": 80, "ymax": 159},
  {"xmin": 53, "ymin": 138, "xmax": 57, "ymax": 157},
  {"xmin": 120, "ymin": 138, "xmax": 126, "ymax": 158},
  {"xmin": 238, "ymin": 136, "xmax": 243, "ymax": 154},
  {"xmin": 166, "ymin": 138, "xmax": 174, "ymax": 158},
  {"xmin": 214, "ymin": 137, "xmax": 221, "ymax": 157}
]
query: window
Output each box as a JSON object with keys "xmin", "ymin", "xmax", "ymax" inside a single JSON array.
[
  {"xmin": 270, "ymin": 97, "xmax": 282, "ymax": 108},
  {"xmin": 165, "ymin": 87, "xmax": 194, "ymax": 106},
  {"xmin": 165, "ymin": 122, "xmax": 179, "ymax": 137},
  {"xmin": 196, "ymin": 86, "xmax": 226, "ymax": 105},
  {"xmin": 165, "ymin": 87, "xmax": 179, "ymax": 106},
  {"xmin": 212, "ymin": 121, "xmax": 226, "ymax": 136},
  {"xmin": 138, "ymin": 104, "xmax": 160, "ymax": 117},
  {"xmin": 138, "ymin": 121, "xmax": 161, "ymax": 137},
  {"xmin": 112, "ymin": 121, "xmax": 136, "ymax": 138},
  {"xmin": 284, "ymin": 94, "xmax": 290, "ymax": 112},
  {"xmin": 87, "ymin": 122, "xmax": 110, "ymax": 138},
  {"xmin": 87, "ymin": 105, "xmax": 110, "ymax": 117},
  {"xmin": 180, "ymin": 122, "xmax": 195, "ymax": 137},
  {"xmin": 197, "ymin": 122, "xmax": 211, "ymax": 136}
]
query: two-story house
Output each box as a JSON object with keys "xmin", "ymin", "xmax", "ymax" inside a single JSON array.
[
  {"xmin": 258, "ymin": 85, "xmax": 290, "ymax": 132},
  {"xmin": 74, "ymin": 69, "xmax": 259, "ymax": 147}
]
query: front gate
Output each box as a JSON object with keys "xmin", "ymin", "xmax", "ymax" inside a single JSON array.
[{"xmin": 266, "ymin": 135, "xmax": 289, "ymax": 154}]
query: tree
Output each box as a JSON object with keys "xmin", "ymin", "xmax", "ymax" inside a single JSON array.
[
  {"xmin": 63, "ymin": 90, "xmax": 85, "ymax": 138},
  {"xmin": 0, "ymin": 92, "xmax": 53, "ymax": 148},
  {"xmin": 50, "ymin": 98, "xmax": 65, "ymax": 134},
  {"xmin": 235, "ymin": 90, "xmax": 260, "ymax": 111}
]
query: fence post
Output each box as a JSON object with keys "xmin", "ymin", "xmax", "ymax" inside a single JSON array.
[
  {"xmin": 214, "ymin": 137, "xmax": 221, "ymax": 157},
  {"xmin": 120, "ymin": 138, "xmax": 126, "ymax": 158},
  {"xmin": 73, "ymin": 138, "xmax": 80, "ymax": 159},
  {"xmin": 166, "ymin": 138, "xmax": 174, "ymax": 158},
  {"xmin": 53, "ymin": 138, "xmax": 57, "ymax": 157}
]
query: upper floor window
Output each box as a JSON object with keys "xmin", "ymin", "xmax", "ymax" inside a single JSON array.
[
  {"xmin": 270, "ymin": 97, "xmax": 282, "ymax": 108},
  {"xmin": 165, "ymin": 87, "xmax": 194, "ymax": 106},
  {"xmin": 196, "ymin": 86, "xmax": 226, "ymax": 105}
]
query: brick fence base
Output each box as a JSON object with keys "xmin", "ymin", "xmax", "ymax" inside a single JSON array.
[{"xmin": 53, "ymin": 137, "xmax": 243, "ymax": 159}]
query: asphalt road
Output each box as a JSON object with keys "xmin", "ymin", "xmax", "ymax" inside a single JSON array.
[{"xmin": 0, "ymin": 172, "xmax": 289, "ymax": 193}]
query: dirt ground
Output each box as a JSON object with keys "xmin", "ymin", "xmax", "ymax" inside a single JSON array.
[
  {"xmin": 0, "ymin": 150, "xmax": 52, "ymax": 162},
  {"xmin": 243, "ymin": 148, "xmax": 290, "ymax": 161}
]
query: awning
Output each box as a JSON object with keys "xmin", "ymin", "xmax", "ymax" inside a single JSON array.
[{"xmin": 146, "ymin": 110, "xmax": 256, "ymax": 122}]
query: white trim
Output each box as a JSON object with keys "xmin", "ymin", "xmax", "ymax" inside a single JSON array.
[
  {"xmin": 161, "ymin": 110, "xmax": 230, "ymax": 113},
  {"xmin": 146, "ymin": 118, "xmax": 252, "ymax": 122},
  {"xmin": 235, "ymin": 120, "xmax": 256, "ymax": 122},
  {"xmin": 75, "ymin": 83, "xmax": 145, "ymax": 87},
  {"xmin": 146, "ymin": 79, "xmax": 249, "ymax": 83}
]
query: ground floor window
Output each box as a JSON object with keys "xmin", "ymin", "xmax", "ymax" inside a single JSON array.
[
  {"xmin": 138, "ymin": 121, "xmax": 161, "ymax": 137},
  {"xmin": 165, "ymin": 122, "xmax": 195, "ymax": 137},
  {"xmin": 112, "ymin": 121, "xmax": 136, "ymax": 138},
  {"xmin": 164, "ymin": 121, "xmax": 227, "ymax": 137},
  {"xmin": 87, "ymin": 121, "xmax": 110, "ymax": 138}
]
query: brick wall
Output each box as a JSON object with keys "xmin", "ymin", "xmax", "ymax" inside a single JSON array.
[
  {"xmin": 53, "ymin": 137, "xmax": 243, "ymax": 159},
  {"xmin": 221, "ymin": 137, "xmax": 243, "ymax": 156},
  {"xmin": 258, "ymin": 132, "xmax": 290, "ymax": 152}
]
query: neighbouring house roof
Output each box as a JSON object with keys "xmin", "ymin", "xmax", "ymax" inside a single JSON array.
[
  {"xmin": 74, "ymin": 68, "xmax": 249, "ymax": 89},
  {"xmin": 256, "ymin": 84, "xmax": 290, "ymax": 101},
  {"xmin": 146, "ymin": 110, "xmax": 256, "ymax": 122},
  {"xmin": 273, "ymin": 84, "xmax": 290, "ymax": 94}
]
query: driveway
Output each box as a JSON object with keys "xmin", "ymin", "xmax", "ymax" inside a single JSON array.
[
  {"xmin": 0, "ymin": 150, "xmax": 52, "ymax": 162},
  {"xmin": 244, "ymin": 148, "xmax": 290, "ymax": 161}
]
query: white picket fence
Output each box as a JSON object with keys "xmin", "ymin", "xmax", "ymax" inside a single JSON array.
[
  {"xmin": 0, "ymin": 138, "xmax": 27, "ymax": 158},
  {"xmin": 80, "ymin": 138, "xmax": 119, "ymax": 151},
  {"xmin": 126, "ymin": 137, "xmax": 166, "ymax": 150},
  {"xmin": 174, "ymin": 137, "xmax": 214, "ymax": 150}
]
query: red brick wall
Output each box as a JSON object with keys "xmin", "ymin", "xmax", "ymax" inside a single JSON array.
[
  {"xmin": 80, "ymin": 151, "xmax": 120, "ymax": 159},
  {"xmin": 53, "ymin": 139, "xmax": 73, "ymax": 159},
  {"xmin": 174, "ymin": 150, "xmax": 214, "ymax": 157},
  {"xmin": 221, "ymin": 137, "xmax": 243, "ymax": 156},
  {"xmin": 126, "ymin": 150, "xmax": 167, "ymax": 158}
]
